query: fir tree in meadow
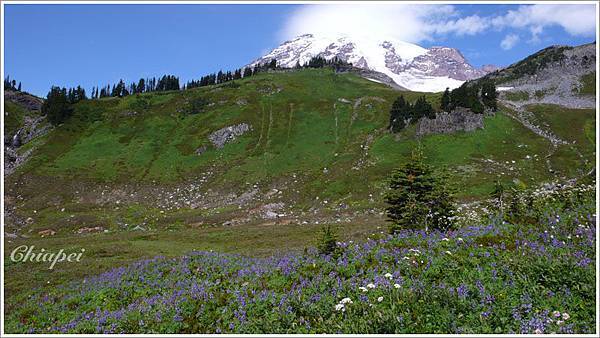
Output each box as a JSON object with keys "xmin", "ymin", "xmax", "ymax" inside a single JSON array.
[
  {"xmin": 317, "ymin": 225, "xmax": 338, "ymax": 256},
  {"xmin": 385, "ymin": 148, "xmax": 455, "ymax": 233}
]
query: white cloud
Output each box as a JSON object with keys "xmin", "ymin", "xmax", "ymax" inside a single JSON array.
[
  {"xmin": 492, "ymin": 4, "xmax": 596, "ymax": 38},
  {"xmin": 280, "ymin": 4, "xmax": 596, "ymax": 44},
  {"xmin": 280, "ymin": 4, "xmax": 472, "ymax": 43},
  {"xmin": 500, "ymin": 34, "xmax": 520, "ymax": 50},
  {"xmin": 432, "ymin": 15, "xmax": 490, "ymax": 36}
]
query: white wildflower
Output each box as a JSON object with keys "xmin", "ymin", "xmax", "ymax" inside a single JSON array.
[
  {"xmin": 340, "ymin": 297, "xmax": 353, "ymax": 304},
  {"xmin": 359, "ymin": 286, "xmax": 368, "ymax": 293},
  {"xmin": 367, "ymin": 283, "xmax": 376, "ymax": 289},
  {"xmin": 377, "ymin": 296, "xmax": 384, "ymax": 302},
  {"xmin": 445, "ymin": 251, "xmax": 452, "ymax": 255},
  {"xmin": 562, "ymin": 313, "xmax": 570, "ymax": 320},
  {"xmin": 384, "ymin": 273, "xmax": 393, "ymax": 279},
  {"xmin": 335, "ymin": 304, "xmax": 345, "ymax": 312},
  {"xmin": 394, "ymin": 283, "xmax": 401, "ymax": 289}
]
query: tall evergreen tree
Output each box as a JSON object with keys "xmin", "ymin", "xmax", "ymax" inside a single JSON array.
[
  {"xmin": 389, "ymin": 95, "xmax": 408, "ymax": 132},
  {"xmin": 441, "ymin": 87, "xmax": 451, "ymax": 111},
  {"xmin": 385, "ymin": 148, "xmax": 455, "ymax": 233}
]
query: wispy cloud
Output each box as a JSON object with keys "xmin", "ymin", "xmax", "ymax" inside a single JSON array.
[
  {"xmin": 500, "ymin": 34, "xmax": 520, "ymax": 50},
  {"xmin": 280, "ymin": 4, "xmax": 596, "ymax": 47},
  {"xmin": 491, "ymin": 4, "xmax": 596, "ymax": 38}
]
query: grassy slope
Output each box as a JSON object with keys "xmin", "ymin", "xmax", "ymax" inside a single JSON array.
[
  {"xmin": 526, "ymin": 104, "xmax": 596, "ymax": 176},
  {"xmin": 13, "ymin": 69, "xmax": 592, "ymax": 199}
]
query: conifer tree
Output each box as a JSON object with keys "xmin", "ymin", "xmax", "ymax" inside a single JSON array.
[
  {"xmin": 385, "ymin": 148, "xmax": 455, "ymax": 233},
  {"xmin": 389, "ymin": 95, "xmax": 408, "ymax": 132},
  {"xmin": 441, "ymin": 87, "xmax": 451, "ymax": 111}
]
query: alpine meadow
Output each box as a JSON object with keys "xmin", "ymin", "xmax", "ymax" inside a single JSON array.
[{"xmin": 2, "ymin": 2, "xmax": 598, "ymax": 335}]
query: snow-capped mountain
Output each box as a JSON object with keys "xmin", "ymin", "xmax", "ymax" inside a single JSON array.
[{"xmin": 249, "ymin": 33, "xmax": 493, "ymax": 92}]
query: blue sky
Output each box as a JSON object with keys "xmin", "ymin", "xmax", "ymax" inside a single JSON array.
[{"xmin": 4, "ymin": 3, "xmax": 596, "ymax": 97}]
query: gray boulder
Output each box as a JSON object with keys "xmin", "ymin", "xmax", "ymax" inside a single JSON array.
[{"xmin": 208, "ymin": 123, "xmax": 252, "ymax": 149}]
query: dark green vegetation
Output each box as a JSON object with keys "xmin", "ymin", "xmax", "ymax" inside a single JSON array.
[
  {"xmin": 43, "ymin": 86, "xmax": 75, "ymax": 125},
  {"xmin": 443, "ymin": 79, "xmax": 498, "ymax": 113},
  {"xmin": 388, "ymin": 95, "xmax": 435, "ymax": 132},
  {"xmin": 385, "ymin": 149, "xmax": 455, "ymax": 232}
]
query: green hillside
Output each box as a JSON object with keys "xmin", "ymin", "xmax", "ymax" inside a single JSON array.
[
  {"xmin": 13, "ymin": 70, "xmax": 594, "ymax": 186},
  {"xmin": 6, "ymin": 68, "xmax": 595, "ymax": 230}
]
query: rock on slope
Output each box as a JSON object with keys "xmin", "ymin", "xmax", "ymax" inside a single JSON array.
[
  {"xmin": 249, "ymin": 33, "xmax": 493, "ymax": 92},
  {"xmin": 4, "ymin": 90, "xmax": 49, "ymax": 176}
]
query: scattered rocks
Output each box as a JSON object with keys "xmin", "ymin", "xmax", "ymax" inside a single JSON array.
[
  {"xmin": 195, "ymin": 145, "xmax": 208, "ymax": 155},
  {"xmin": 38, "ymin": 229, "xmax": 56, "ymax": 237},
  {"xmin": 76, "ymin": 226, "xmax": 104, "ymax": 234}
]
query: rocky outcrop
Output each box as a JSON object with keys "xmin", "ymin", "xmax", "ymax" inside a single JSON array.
[
  {"xmin": 5, "ymin": 90, "xmax": 43, "ymax": 111},
  {"xmin": 416, "ymin": 108, "xmax": 484, "ymax": 136},
  {"xmin": 208, "ymin": 123, "xmax": 252, "ymax": 149},
  {"xmin": 4, "ymin": 91, "xmax": 51, "ymax": 176}
]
